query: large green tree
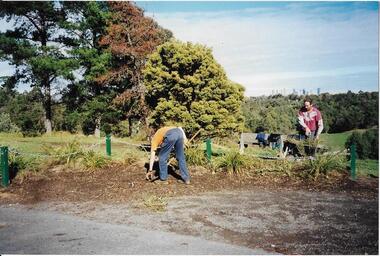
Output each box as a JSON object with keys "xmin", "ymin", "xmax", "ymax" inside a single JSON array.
[
  {"xmin": 0, "ymin": 1, "xmax": 78, "ymax": 133},
  {"xmin": 59, "ymin": 1, "xmax": 115, "ymax": 136},
  {"xmin": 144, "ymin": 40, "xmax": 245, "ymax": 137}
]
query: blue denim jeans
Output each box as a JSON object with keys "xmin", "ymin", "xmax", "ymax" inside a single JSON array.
[{"xmin": 158, "ymin": 128, "xmax": 190, "ymax": 182}]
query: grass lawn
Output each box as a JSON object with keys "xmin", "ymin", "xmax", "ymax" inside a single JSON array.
[
  {"xmin": 320, "ymin": 130, "xmax": 378, "ymax": 177},
  {"xmin": 356, "ymin": 159, "xmax": 379, "ymax": 177},
  {"xmin": 320, "ymin": 131, "xmax": 352, "ymax": 151},
  {"xmin": 320, "ymin": 129, "xmax": 369, "ymax": 151},
  {"xmin": 0, "ymin": 132, "xmax": 149, "ymax": 161}
]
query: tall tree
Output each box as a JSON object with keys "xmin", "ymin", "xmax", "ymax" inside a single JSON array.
[
  {"xmin": 60, "ymin": 1, "xmax": 113, "ymax": 136},
  {"xmin": 144, "ymin": 40, "xmax": 245, "ymax": 137},
  {"xmin": 97, "ymin": 1, "xmax": 172, "ymax": 136},
  {"xmin": 0, "ymin": 1, "xmax": 78, "ymax": 133}
]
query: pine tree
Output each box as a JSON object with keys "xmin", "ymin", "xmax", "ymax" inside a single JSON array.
[{"xmin": 0, "ymin": 1, "xmax": 79, "ymax": 133}]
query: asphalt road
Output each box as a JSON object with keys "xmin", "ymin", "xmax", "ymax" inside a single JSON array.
[{"xmin": 0, "ymin": 205, "xmax": 272, "ymax": 254}]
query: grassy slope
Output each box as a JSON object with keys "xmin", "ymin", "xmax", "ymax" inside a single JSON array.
[{"xmin": 321, "ymin": 130, "xmax": 378, "ymax": 177}]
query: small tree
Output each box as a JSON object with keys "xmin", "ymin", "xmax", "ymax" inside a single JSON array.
[{"xmin": 144, "ymin": 40, "xmax": 244, "ymax": 137}]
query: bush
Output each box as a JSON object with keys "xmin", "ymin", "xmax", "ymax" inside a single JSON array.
[
  {"xmin": 217, "ymin": 149, "xmax": 252, "ymax": 175},
  {"xmin": 302, "ymin": 154, "xmax": 347, "ymax": 179},
  {"xmin": 185, "ymin": 145, "xmax": 208, "ymax": 166},
  {"xmin": 81, "ymin": 150, "xmax": 109, "ymax": 170},
  {"xmin": 345, "ymin": 129, "xmax": 378, "ymax": 159},
  {"xmin": 42, "ymin": 140, "xmax": 83, "ymax": 165},
  {"xmin": 0, "ymin": 113, "xmax": 20, "ymax": 133}
]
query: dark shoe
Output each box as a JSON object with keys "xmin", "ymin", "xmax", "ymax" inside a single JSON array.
[{"xmin": 154, "ymin": 179, "xmax": 169, "ymax": 185}]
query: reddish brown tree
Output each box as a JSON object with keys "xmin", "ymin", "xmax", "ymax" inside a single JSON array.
[{"xmin": 98, "ymin": 1, "xmax": 171, "ymax": 136}]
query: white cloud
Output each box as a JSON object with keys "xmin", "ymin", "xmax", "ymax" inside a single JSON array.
[{"xmin": 146, "ymin": 4, "xmax": 379, "ymax": 96}]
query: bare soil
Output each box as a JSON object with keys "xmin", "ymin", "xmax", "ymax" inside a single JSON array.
[{"xmin": 0, "ymin": 162, "xmax": 378, "ymax": 254}]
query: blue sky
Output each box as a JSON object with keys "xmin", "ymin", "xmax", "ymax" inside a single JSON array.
[
  {"xmin": 138, "ymin": 1, "xmax": 379, "ymax": 96},
  {"xmin": 0, "ymin": 1, "xmax": 378, "ymax": 96}
]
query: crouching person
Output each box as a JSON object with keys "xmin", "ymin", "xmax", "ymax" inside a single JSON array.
[{"xmin": 147, "ymin": 126, "xmax": 190, "ymax": 185}]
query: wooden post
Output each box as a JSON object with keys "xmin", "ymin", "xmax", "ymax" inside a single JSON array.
[{"xmin": 240, "ymin": 133, "xmax": 244, "ymax": 154}]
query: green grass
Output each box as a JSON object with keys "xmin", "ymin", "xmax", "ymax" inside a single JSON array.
[
  {"xmin": 320, "ymin": 129, "xmax": 368, "ymax": 151},
  {"xmin": 356, "ymin": 159, "xmax": 379, "ymax": 177},
  {"xmin": 0, "ymin": 132, "xmax": 149, "ymax": 162}
]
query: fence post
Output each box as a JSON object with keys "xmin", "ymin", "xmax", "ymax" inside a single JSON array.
[
  {"xmin": 1, "ymin": 146, "xmax": 9, "ymax": 187},
  {"xmin": 106, "ymin": 134, "xmax": 111, "ymax": 157},
  {"xmin": 350, "ymin": 144, "xmax": 356, "ymax": 181},
  {"xmin": 239, "ymin": 133, "xmax": 244, "ymax": 154},
  {"xmin": 206, "ymin": 138, "xmax": 212, "ymax": 161}
]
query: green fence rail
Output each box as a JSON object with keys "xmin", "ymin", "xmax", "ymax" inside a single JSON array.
[
  {"xmin": 206, "ymin": 138, "xmax": 212, "ymax": 161},
  {"xmin": 350, "ymin": 144, "xmax": 356, "ymax": 181},
  {"xmin": 1, "ymin": 146, "xmax": 9, "ymax": 187},
  {"xmin": 106, "ymin": 134, "xmax": 111, "ymax": 157}
]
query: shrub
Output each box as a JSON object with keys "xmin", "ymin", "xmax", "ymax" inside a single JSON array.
[
  {"xmin": 217, "ymin": 149, "xmax": 252, "ymax": 175},
  {"xmin": 0, "ymin": 113, "xmax": 20, "ymax": 133},
  {"xmin": 302, "ymin": 154, "xmax": 346, "ymax": 180},
  {"xmin": 81, "ymin": 150, "xmax": 109, "ymax": 170},
  {"xmin": 185, "ymin": 145, "xmax": 208, "ymax": 166},
  {"xmin": 345, "ymin": 129, "xmax": 378, "ymax": 159},
  {"xmin": 42, "ymin": 140, "xmax": 83, "ymax": 165}
]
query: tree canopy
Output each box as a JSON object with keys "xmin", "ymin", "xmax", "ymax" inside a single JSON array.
[{"xmin": 144, "ymin": 40, "xmax": 245, "ymax": 137}]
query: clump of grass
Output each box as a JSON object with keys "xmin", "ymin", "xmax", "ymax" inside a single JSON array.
[
  {"xmin": 143, "ymin": 194, "xmax": 168, "ymax": 212},
  {"xmin": 41, "ymin": 140, "xmax": 83, "ymax": 165},
  {"xmin": 81, "ymin": 150, "xmax": 109, "ymax": 170},
  {"xmin": 301, "ymin": 154, "xmax": 347, "ymax": 180},
  {"xmin": 217, "ymin": 149, "xmax": 252, "ymax": 175},
  {"xmin": 185, "ymin": 144, "xmax": 208, "ymax": 166}
]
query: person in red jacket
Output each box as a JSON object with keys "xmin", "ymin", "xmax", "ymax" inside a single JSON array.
[{"xmin": 298, "ymin": 97, "xmax": 324, "ymax": 140}]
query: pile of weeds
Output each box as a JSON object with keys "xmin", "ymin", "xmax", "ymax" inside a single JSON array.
[{"xmin": 142, "ymin": 194, "xmax": 168, "ymax": 212}]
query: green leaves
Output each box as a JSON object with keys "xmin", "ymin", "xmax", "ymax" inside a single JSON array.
[{"xmin": 144, "ymin": 40, "xmax": 245, "ymax": 137}]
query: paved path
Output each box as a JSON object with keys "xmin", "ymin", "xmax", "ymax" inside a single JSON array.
[{"xmin": 0, "ymin": 206, "xmax": 272, "ymax": 254}]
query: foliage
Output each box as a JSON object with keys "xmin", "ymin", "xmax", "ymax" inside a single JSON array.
[
  {"xmin": 144, "ymin": 40, "xmax": 245, "ymax": 137},
  {"xmin": 97, "ymin": 1, "xmax": 172, "ymax": 136},
  {"xmin": 345, "ymin": 129, "xmax": 378, "ymax": 159},
  {"xmin": 242, "ymin": 96, "xmax": 298, "ymax": 134},
  {"xmin": 42, "ymin": 140, "xmax": 83, "ymax": 165},
  {"xmin": 81, "ymin": 150, "xmax": 109, "ymax": 170},
  {"xmin": 301, "ymin": 154, "xmax": 347, "ymax": 180},
  {"xmin": 242, "ymin": 92, "xmax": 378, "ymax": 134},
  {"xmin": 185, "ymin": 144, "xmax": 208, "ymax": 166},
  {"xmin": 5, "ymin": 88, "xmax": 45, "ymax": 136},
  {"xmin": 0, "ymin": 112, "xmax": 20, "ymax": 133},
  {"xmin": 0, "ymin": 1, "xmax": 79, "ymax": 133},
  {"xmin": 216, "ymin": 150, "xmax": 252, "ymax": 175}
]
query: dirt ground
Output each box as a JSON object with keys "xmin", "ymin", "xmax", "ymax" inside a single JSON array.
[{"xmin": 0, "ymin": 161, "xmax": 378, "ymax": 254}]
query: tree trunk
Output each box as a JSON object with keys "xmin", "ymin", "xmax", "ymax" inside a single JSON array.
[
  {"xmin": 41, "ymin": 31, "xmax": 52, "ymax": 134},
  {"xmin": 127, "ymin": 117, "xmax": 133, "ymax": 137},
  {"xmin": 43, "ymin": 79, "xmax": 52, "ymax": 134},
  {"xmin": 95, "ymin": 116, "xmax": 101, "ymax": 138}
]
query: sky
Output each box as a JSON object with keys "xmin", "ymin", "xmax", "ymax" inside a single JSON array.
[
  {"xmin": 138, "ymin": 1, "xmax": 379, "ymax": 96},
  {"xmin": 0, "ymin": 1, "xmax": 378, "ymax": 96}
]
